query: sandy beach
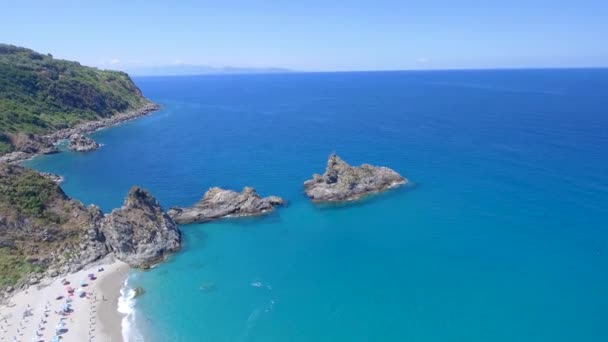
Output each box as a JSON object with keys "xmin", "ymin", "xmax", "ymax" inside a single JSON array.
[{"xmin": 0, "ymin": 260, "xmax": 128, "ymax": 342}]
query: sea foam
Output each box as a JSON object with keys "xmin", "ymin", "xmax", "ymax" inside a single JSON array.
[{"xmin": 118, "ymin": 277, "xmax": 144, "ymax": 342}]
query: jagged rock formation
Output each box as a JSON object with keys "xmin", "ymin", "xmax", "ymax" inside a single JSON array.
[
  {"xmin": 168, "ymin": 187, "xmax": 284, "ymax": 224},
  {"xmin": 67, "ymin": 134, "xmax": 100, "ymax": 152},
  {"xmin": 303, "ymin": 154, "xmax": 407, "ymax": 202},
  {"xmin": 101, "ymin": 187, "xmax": 181, "ymax": 268},
  {"xmin": 0, "ymin": 165, "xmax": 180, "ymax": 290}
]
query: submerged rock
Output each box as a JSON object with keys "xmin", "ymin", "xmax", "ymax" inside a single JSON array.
[
  {"xmin": 303, "ymin": 154, "xmax": 407, "ymax": 202},
  {"xmin": 133, "ymin": 286, "xmax": 146, "ymax": 298},
  {"xmin": 101, "ymin": 186, "xmax": 181, "ymax": 268},
  {"xmin": 67, "ymin": 134, "xmax": 100, "ymax": 152},
  {"xmin": 168, "ymin": 187, "xmax": 284, "ymax": 224},
  {"xmin": 199, "ymin": 282, "xmax": 216, "ymax": 293}
]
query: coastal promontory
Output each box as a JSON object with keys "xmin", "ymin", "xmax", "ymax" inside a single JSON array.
[
  {"xmin": 303, "ymin": 154, "xmax": 407, "ymax": 202},
  {"xmin": 67, "ymin": 134, "xmax": 100, "ymax": 152},
  {"xmin": 168, "ymin": 187, "xmax": 284, "ymax": 224},
  {"xmin": 0, "ymin": 44, "xmax": 158, "ymax": 162},
  {"xmin": 0, "ymin": 164, "xmax": 181, "ymax": 289}
]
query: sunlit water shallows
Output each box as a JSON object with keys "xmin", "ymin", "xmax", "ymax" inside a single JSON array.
[{"xmin": 27, "ymin": 70, "xmax": 608, "ymax": 341}]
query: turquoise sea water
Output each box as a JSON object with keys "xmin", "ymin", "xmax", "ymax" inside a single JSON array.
[{"xmin": 27, "ymin": 70, "xmax": 608, "ymax": 341}]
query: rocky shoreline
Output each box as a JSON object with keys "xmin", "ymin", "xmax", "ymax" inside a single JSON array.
[
  {"xmin": 168, "ymin": 187, "xmax": 284, "ymax": 224},
  {"xmin": 39, "ymin": 171, "xmax": 65, "ymax": 184},
  {"xmin": 0, "ymin": 102, "xmax": 160, "ymax": 164}
]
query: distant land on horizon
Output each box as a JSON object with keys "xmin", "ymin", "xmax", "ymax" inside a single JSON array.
[
  {"xmin": 126, "ymin": 64, "xmax": 292, "ymax": 76},
  {"xmin": 123, "ymin": 65, "xmax": 608, "ymax": 77}
]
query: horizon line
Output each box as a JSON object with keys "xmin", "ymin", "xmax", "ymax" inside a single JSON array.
[{"xmin": 128, "ymin": 66, "xmax": 608, "ymax": 77}]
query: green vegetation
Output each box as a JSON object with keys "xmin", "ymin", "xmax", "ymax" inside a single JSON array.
[
  {"xmin": 0, "ymin": 247, "xmax": 41, "ymax": 287},
  {"xmin": 0, "ymin": 165, "xmax": 62, "ymax": 219},
  {"xmin": 0, "ymin": 132, "xmax": 12, "ymax": 154},
  {"xmin": 0, "ymin": 165, "xmax": 86, "ymax": 288},
  {"xmin": 0, "ymin": 44, "xmax": 149, "ymax": 153}
]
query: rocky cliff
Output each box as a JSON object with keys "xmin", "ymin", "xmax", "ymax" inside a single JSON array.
[
  {"xmin": 0, "ymin": 164, "xmax": 108, "ymax": 287},
  {"xmin": 101, "ymin": 187, "xmax": 181, "ymax": 268},
  {"xmin": 0, "ymin": 165, "xmax": 180, "ymax": 289},
  {"xmin": 303, "ymin": 154, "xmax": 407, "ymax": 202},
  {"xmin": 168, "ymin": 187, "xmax": 284, "ymax": 224},
  {"xmin": 67, "ymin": 134, "xmax": 100, "ymax": 152}
]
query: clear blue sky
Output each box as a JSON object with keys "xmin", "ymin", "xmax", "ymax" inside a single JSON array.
[{"xmin": 2, "ymin": 0, "xmax": 607, "ymax": 71}]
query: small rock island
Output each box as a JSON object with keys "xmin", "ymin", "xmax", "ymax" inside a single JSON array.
[
  {"xmin": 67, "ymin": 133, "xmax": 100, "ymax": 152},
  {"xmin": 168, "ymin": 187, "xmax": 284, "ymax": 224},
  {"xmin": 303, "ymin": 154, "xmax": 407, "ymax": 202}
]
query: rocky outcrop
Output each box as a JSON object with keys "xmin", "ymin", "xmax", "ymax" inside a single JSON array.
[
  {"xmin": 0, "ymin": 133, "xmax": 57, "ymax": 163},
  {"xmin": 39, "ymin": 172, "xmax": 64, "ymax": 184},
  {"xmin": 10, "ymin": 133, "xmax": 58, "ymax": 155},
  {"xmin": 303, "ymin": 154, "xmax": 407, "ymax": 202},
  {"xmin": 168, "ymin": 187, "xmax": 284, "ymax": 224},
  {"xmin": 101, "ymin": 187, "xmax": 181, "ymax": 268},
  {"xmin": 67, "ymin": 134, "xmax": 100, "ymax": 152}
]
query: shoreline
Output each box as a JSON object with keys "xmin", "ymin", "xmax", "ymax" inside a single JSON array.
[
  {"xmin": 0, "ymin": 260, "xmax": 129, "ymax": 342},
  {"xmin": 98, "ymin": 265, "xmax": 130, "ymax": 342},
  {"xmin": 0, "ymin": 102, "xmax": 161, "ymax": 164}
]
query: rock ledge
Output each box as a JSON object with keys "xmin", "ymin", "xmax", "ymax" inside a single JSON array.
[{"xmin": 168, "ymin": 187, "xmax": 284, "ymax": 224}]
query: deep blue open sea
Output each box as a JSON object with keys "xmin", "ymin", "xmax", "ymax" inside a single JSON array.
[{"xmin": 26, "ymin": 70, "xmax": 608, "ymax": 341}]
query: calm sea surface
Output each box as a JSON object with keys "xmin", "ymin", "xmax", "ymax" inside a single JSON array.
[{"xmin": 27, "ymin": 70, "xmax": 608, "ymax": 341}]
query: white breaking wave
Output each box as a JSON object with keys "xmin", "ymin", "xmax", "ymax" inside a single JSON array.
[{"xmin": 118, "ymin": 278, "xmax": 144, "ymax": 342}]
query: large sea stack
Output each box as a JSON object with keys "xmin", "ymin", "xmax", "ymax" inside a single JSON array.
[
  {"xmin": 101, "ymin": 187, "xmax": 181, "ymax": 268},
  {"xmin": 303, "ymin": 154, "xmax": 407, "ymax": 202},
  {"xmin": 168, "ymin": 187, "xmax": 284, "ymax": 224}
]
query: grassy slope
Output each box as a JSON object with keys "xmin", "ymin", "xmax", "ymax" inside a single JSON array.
[{"xmin": 0, "ymin": 44, "xmax": 149, "ymax": 153}]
